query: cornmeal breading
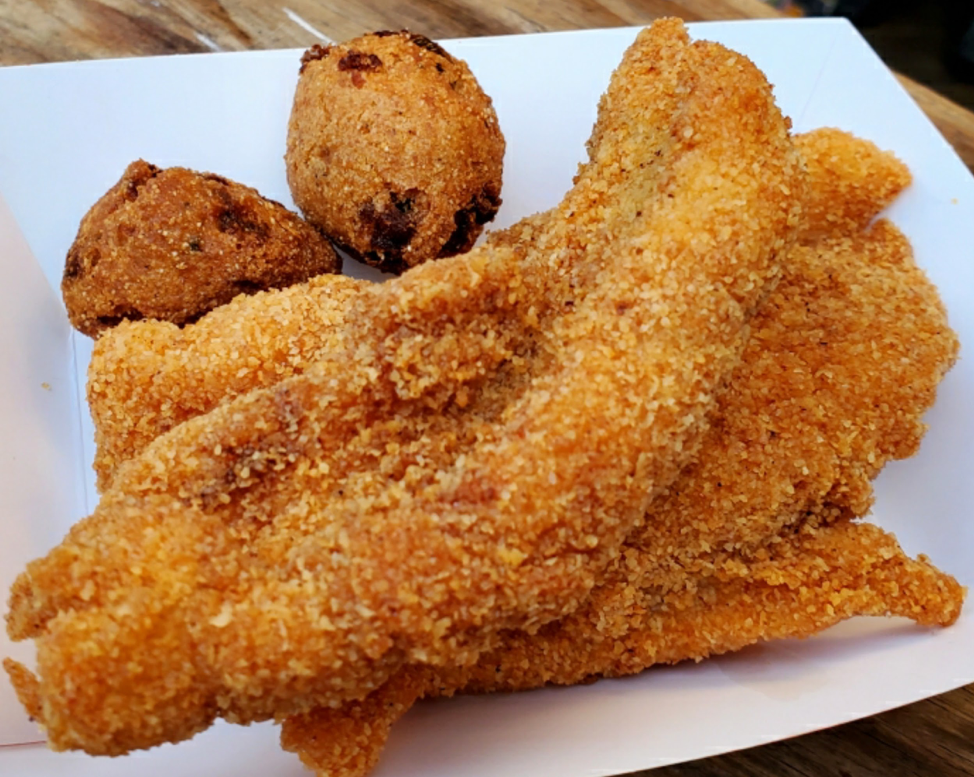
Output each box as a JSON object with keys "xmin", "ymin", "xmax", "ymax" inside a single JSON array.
[
  {"xmin": 282, "ymin": 523, "xmax": 963, "ymax": 777},
  {"xmin": 87, "ymin": 218, "xmax": 550, "ymax": 493},
  {"xmin": 277, "ymin": 131, "xmax": 962, "ymax": 777},
  {"xmin": 5, "ymin": 20, "xmax": 802, "ymax": 754},
  {"xmin": 87, "ymin": 273, "xmax": 363, "ymax": 491}
]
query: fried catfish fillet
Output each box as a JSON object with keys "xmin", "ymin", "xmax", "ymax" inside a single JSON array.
[
  {"xmin": 86, "ymin": 217, "xmax": 547, "ymax": 493},
  {"xmin": 5, "ymin": 20, "xmax": 802, "ymax": 754},
  {"xmin": 87, "ymin": 273, "xmax": 364, "ymax": 491},
  {"xmin": 277, "ymin": 132, "xmax": 962, "ymax": 777},
  {"xmin": 281, "ymin": 524, "xmax": 962, "ymax": 777}
]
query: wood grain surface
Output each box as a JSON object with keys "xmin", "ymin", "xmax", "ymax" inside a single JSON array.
[
  {"xmin": 0, "ymin": 2, "xmax": 972, "ymax": 776},
  {"xmin": 2, "ymin": 0, "xmax": 974, "ymax": 168}
]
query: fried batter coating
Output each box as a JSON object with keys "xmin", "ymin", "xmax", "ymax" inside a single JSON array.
[
  {"xmin": 61, "ymin": 161, "xmax": 340, "ymax": 337},
  {"xmin": 286, "ymin": 31, "xmax": 505, "ymax": 273},
  {"xmin": 86, "ymin": 217, "xmax": 549, "ymax": 493},
  {"xmin": 798, "ymin": 127, "xmax": 912, "ymax": 240},
  {"xmin": 84, "ymin": 122, "xmax": 913, "ymax": 496},
  {"xmin": 6, "ymin": 21, "xmax": 803, "ymax": 754},
  {"xmin": 282, "ymin": 523, "xmax": 963, "ymax": 777},
  {"xmin": 87, "ymin": 273, "xmax": 364, "ymax": 491},
  {"xmin": 279, "ymin": 134, "xmax": 962, "ymax": 777},
  {"xmin": 281, "ymin": 665, "xmax": 430, "ymax": 777}
]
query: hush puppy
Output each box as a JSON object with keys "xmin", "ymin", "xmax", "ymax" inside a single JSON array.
[
  {"xmin": 62, "ymin": 160, "xmax": 340, "ymax": 337},
  {"xmin": 286, "ymin": 31, "xmax": 505, "ymax": 274}
]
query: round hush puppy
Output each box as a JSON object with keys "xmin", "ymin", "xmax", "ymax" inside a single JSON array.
[
  {"xmin": 62, "ymin": 161, "xmax": 340, "ymax": 337},
  {"xmin": 286, "ymin": 31, "xmax": 505, "ymax": 274}
]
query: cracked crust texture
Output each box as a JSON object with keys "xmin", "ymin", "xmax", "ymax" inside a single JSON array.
[
  {"xmin": 5, "ymin": 20, "xmax": 803, "ymax": 754},
  {"xmin": 86, "ymin": 272, "xmax": 364, "ymax": 492},
  {"xmin": 61, "ymin": 161, "xmax": 340, "ymax": 337},
  {"xmin": 86, "ymin": 217, "xmax": 548, "ymax": 493},
  {"xmin": 286, "ymin": 31, "xmax": 505, "ymax": 273},
  {"xmin": 68, "ymin": 129, "xmax": 961, "ymax": 777},
  {"xmin": 278, "ymin": 130, "xmax": 962, "ymax": 777},
  {"xmin": 281, "ymin": 525, "xmax": 963, "ymax": 777}
]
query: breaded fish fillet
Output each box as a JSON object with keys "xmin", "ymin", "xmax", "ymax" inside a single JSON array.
[
  {"xmin": 5, "ymin": 20, "xmax": 802, "ymax": 754},
  {"xmin": 87, "ymin": 273, "xmax": 363, "ymax": 491},
  {"xmin": 282, "ymin": 524, "xmax": 962, "ymax": 777},
  {"xmin": 87, "ymin": 216, "xmax": 548, "ymax": 492},
  {"xmin": 277, "ymin": 133, "xmax": 962, "ymax": 776},
  {"xmin": 76, "ymin": 132, "xmax": 953, "ymax": 777}
]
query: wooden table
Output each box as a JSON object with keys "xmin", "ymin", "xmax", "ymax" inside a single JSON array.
[{"xmin": 1, "ymin": 2, "xmax": 972, "ymax": 776}]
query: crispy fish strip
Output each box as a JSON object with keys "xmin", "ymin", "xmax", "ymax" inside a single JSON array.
[
  {"xmin": 6, "ymin": 21, "xmax": 802, "ymax": 754},
  {"xmin": 78, "ymin": 131, "xmax": 944, "ymax": 777},
  {"xmin": 278, "ymin": 133, "xmax": 962, "ymax": 776},
  {"xmin": 86, "ymin": 273, "xmax": 364, "ymax": 492},
  {"xmin": 87, "ymin": 216, "xmax": 550, "ymax": 493},
  {"xmin": 282, "ymin": 522, "xmax": 963, "ymax": 777}
]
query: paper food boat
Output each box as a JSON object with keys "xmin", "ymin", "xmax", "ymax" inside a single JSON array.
[{"xmin": 0, "ymin": 18, "xmax": 971, "ymax": 777}]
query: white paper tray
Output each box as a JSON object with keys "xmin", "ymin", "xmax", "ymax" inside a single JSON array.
[{"xmin": 0, "ymin": 18, "xmax": 971, "ymax": 777}]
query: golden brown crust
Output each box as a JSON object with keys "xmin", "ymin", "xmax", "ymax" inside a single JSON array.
[
  {"xmin": 87, "ymin": 273, "xmax": 363, "ymax": 491},
  {"xmin": 285, "ymin": 31, "xmax": 505, "ymax": 273},
  {"xmin": 85, "ymin": 217, "xmax": 548, "ymax": 493},
  {"xmin": 61, "ymin": 161, "xmax": 340, "ymax": 336},
  {"xmin": 797, "ymin": 127, "xmax": 912, "ymax": 240},
  {"xmin": 282, "ymin": 523, "xmax": 964, "ymax": 777},
  {"xmin": 84, "ymin": 127, "xmax": 909, "ymax": 497},
  {"xmin": 281, "ymin": 666, "xmax": 429, "ymax": 777},
  {"xmin": 7, "ymin": 20, "xmax": 802, "ymax": 754},
  {"xmin": 453, "ymin": 522, "xmax": 965, "ymax": 694},
  {"xmin": 621, "ymin": 218, "xmax": 957, "ymax": 590},
  {"xmin": 277, "ymin": 130, "xmax": 962, "ymax": 777}
]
